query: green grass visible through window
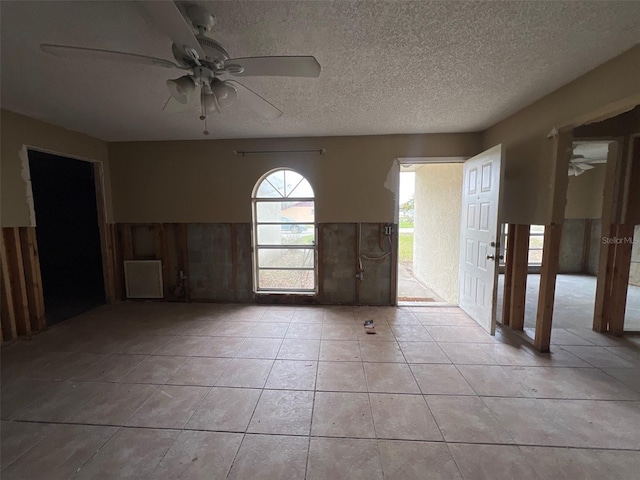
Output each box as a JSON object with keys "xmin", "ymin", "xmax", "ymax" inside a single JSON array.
[{"xmin": 399, "ymin": 233, "xmax": 413, "ymax": 266}]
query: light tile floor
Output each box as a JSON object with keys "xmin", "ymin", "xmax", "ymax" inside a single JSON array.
[{"xmin": 2, "ymin": 303, "xmax": 640, "ymax": 479}]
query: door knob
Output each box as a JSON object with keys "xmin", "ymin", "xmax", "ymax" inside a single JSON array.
[{"xmin": 486, "ymin": 254, "xmax": 504, "ymax": 261}]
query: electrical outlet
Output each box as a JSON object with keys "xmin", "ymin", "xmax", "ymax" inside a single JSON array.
[{"xmin": 384, "ymin": 225, "xmax": 393, "ymax": 236}]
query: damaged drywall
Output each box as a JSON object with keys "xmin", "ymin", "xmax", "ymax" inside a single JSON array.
[
  {"xmin": 385, "ymin": 159, "xmax": 401, "ymax": 224},
  {"xmin": 121, "ymin": 221, "xmax": 396, "ymax": 305},
  {"xmin": 318, "ymin": 223, "xmax": 357, "ymax": 304},
  {"xmin": 358, "ymin": 223, "xmax": 393, "ymax": 305},
  {"xmin": 185, "ymin": 223, "xmax": 253, "ymax": 302},
  {"xmin": 558, "ymin": 219, "xmax": 587, "ymax": 273}
]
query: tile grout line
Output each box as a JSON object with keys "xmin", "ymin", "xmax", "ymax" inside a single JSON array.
[
  {"xmin": 3, "ymin": 304, "xmax": 640, "ymax": 477},
  {"xmin": 6, "ymin": 417, "xmax": 640, "ymax": 452},
  {"xmin": 304, "ymin": 330, "xmax": 322, "ymax": 480}
]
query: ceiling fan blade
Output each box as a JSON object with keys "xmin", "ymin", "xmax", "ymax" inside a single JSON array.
[
  {"xmin": 227, "ymin": 81, "xmax": 283, "ymax": 119},
  {"xmin": 40, "ymin": 44, "xmax": 179, "ymax": 69},
  {"xmin": 574, "ymin": 163, "xmax": 595, "ymax": 171},
  {"xmin": 225, "ymin": 56, "xmax": 321, "ymax": 77},
  {"xmin": 140, "ymin": 1, "xmax": 205, "ymax": 60}
]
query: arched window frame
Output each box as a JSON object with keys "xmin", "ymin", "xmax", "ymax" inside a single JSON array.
[{"xmin": 251, "ymin": 168, "xmax": 316, "ymax": 293}]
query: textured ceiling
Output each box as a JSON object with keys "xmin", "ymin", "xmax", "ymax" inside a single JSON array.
[{"xmin": 1, "ymin": 1, "xmax": 640, "ymax": 141}]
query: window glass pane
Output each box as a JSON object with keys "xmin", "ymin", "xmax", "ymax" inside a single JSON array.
[
  {"xmin": 287, "ymin": 177, "xmax": 314, "ymax": 198},
  {"xmin": 530, "ymin": 225, "xmax": 545, "ymax": 234},
  {"xmin": 258, "ymin": 269, "xmax": 314, "ymax": 290},
  {"xmin": 258, "ymin": 248, "xmax": 314, "ymax": 268},
  {"xmin": 256, "ymin": 180, "xmax": 281, "ymax": 198},
  {"xmin": 254, "ymin": 169, "xmax": 316, "ymax": 292},
  {"xmin": 528, "ymin": 250, "xmax": 543, "ymax": 264},
  {"xmin": 257, "ymin": 225, "xmax": 315, "ymax": 245},
  {"xmin": 283, "ymin": 170, "xmax": 302, "ymax": 197},
  {"xmin": 265, "ymin": 170, "xmax": 286, "ymax": 196},
  {"xmin": 256, "ymin": 202, "xmax": 315, "ymax": 223},
  {"xmin": 529, "ymin": 236, "xmax": 544, "ymax": 249}
]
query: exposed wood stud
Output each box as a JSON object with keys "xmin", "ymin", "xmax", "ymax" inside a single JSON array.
[
  {"xmin": 390, "ymin": 224, "xmax": 398, "ymax": 305},
  {"xmin": 93, "ymin": 163, "xmax": 115, "ymax": 303},
  {"xmin": 19, "ymin": 228, "xmax": 46, "ymax": 331},
  {"xmin": 154, "ymin": 223, "xmax": 167, "ymax": 299},
  {"xmin": 179, "ymin": 223, "xmax": 190, "ymax": 301},
  {"xmin": 594, "ymin": 140, "xmax": 625, "ymax": 332},
  {"xmin": 112, "ymin": 224, "xmax": 125, "ymax": 300},
  {"xmin": 0, "ymin": 232, "xmax": 18, "ymax": 341},
  {"xmin": 121, "ymin": 224, "xmax": 134, "ymax": 260},
  {"xmin": 501, "ymin": 224, "xmax": 516, "ymax": 326},
  {"xmin": 509, "ymin": 224, "xmax": 530, "ymax": 331},
  {"xmin": 532, "ymin": 129, "xmax": 572, "ymax": 351},
  {"xmin": 608, "ymin": 223, "xmax": 635, "ymax": 335},
  {"xmin": 534, "ymin": 223, "xmax": 563, "ymax": 352},
  {"xmin": 317, "ymin": 224, "xmax": 324, "ymax": 303},
  {"xmin": 594, "ymin": 223, "xmax": 615, "ymax": 332},
  {"xmin": 231, "ymin": 223, "xmax": 238, "ymax": 301},
  {"xmin": 154, "ymin": 223, "xmax": 163, "ymax": 260},
  {"xmin": 160, "ymin": 224, "xmax": 172, "ymax": 299},
  {"xmin": 2, "ymin": 229, "xmax": 31, "ymax": 336},
  {"xmin": 105, "ymin": 223, "xmax": 118, "ymax": 302}
]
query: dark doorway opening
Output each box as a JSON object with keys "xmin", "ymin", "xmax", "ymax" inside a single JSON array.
[{"xmin": 28, "ymin": 150, "xmax": 105, "ymax": 325}]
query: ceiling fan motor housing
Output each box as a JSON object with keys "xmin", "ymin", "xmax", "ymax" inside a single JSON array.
[
  {"xmin": 171, "ymin": 36, "xmax": 230, "ymax": 69},
  {"xmin": 185, "ymin": 4, "xmax": 216, "ymax": 32},
  {"xmin": 196, "ymin": 36, "xmax": 230, "ymax": 64}
]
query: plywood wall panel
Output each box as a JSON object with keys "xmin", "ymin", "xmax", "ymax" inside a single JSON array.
[
  {"xmin": 234, "ymin": 223, "xmax": 254, "ymax": 302},
  {"xmin": 358, "ymin": 223, "xmax": 393, "ymax": 305},
  {"xmin": 318, "ymin": 224, "xmax": 357, "ymax": 304}
]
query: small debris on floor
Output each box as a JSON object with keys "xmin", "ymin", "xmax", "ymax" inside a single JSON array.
[{"xmin": 364, "ymin": 319, "xmax": 376, "ymax": 334}]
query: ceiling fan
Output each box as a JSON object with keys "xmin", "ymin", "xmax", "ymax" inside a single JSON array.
[
  {"xmin": 40, "ymin": 1, "xmax": 321, "ymax": 135},
  {"xmin": 568, "ymin": 149, "xmax": 606, "ymax": 177}
]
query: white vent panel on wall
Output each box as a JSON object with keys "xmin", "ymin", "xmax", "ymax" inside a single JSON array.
[{"xmin": 124, "ymin": 260, "xmax": 164, "ymax": 299}]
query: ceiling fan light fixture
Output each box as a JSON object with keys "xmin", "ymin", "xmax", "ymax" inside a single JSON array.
[
  {"xmin": 211, "ymin": 79, "xmax": 237, "ymax": 110},
  {"xmin": 203, "ymin": 93, "xmax": 219, "ymax": 113},
  {"xmin": 166, "ymin": 75, "xmax": 196, "ymax": 104}
]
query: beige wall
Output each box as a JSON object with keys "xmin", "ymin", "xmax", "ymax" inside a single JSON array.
[
  {"xmin": 413, "ymin": 163, "xmax": 463, "ymax": 303},
  {"xmin": 1, "ymin": 109, "xmax": 112, "ymax": 227},
  {"xmin": 564, "ymin": 164, "xmax": 607, "ymax": 219},
  {"xmin": 483, "ymin": 45, "xmax": 640, "ymax": 225},
  {"xmin": 5, "ymin": 46, "xmax": 640, "ymax": 229},
  {"xmin": 108, "ymin": 134, "xmax": 481, "ymax": 223}
]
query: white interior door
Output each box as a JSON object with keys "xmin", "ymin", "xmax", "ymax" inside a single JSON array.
[{"xmin": 458, "ymin": 145, "xmax": 504, "ymax": 334}]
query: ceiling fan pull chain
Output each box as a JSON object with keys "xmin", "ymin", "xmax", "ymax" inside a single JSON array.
[
  {"xmin": 199, "ymin": 88, "xmax": 206, "ymax": 121},
  {"xmin": 199, "ymin": 90, "xmax": 210, "ymax": 136},
  {"xmin": 200, "ymin": 90, "xmax": 208, "ymax": 135}
]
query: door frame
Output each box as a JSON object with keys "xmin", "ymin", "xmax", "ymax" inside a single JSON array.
[
  {"xmin": 532, "ymin": 98, "xmax": 640, "ymax": 350},
  {"xmin": 19, "ymin": 145, "xmax": 116, "ymax": 305},
  {"xmin": 394, "ymin": 156, "xmax": 468, "ymax": 306}
]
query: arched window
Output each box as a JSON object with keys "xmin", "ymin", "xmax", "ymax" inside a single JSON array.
[{"xmin": 252, "ymin": 168, "xmax": 316, "ymax": 293}]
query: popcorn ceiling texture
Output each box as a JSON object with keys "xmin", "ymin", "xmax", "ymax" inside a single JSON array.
[{"xmin": 1, "ymin": 1, "xmax": 639, "ymax": 141}]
